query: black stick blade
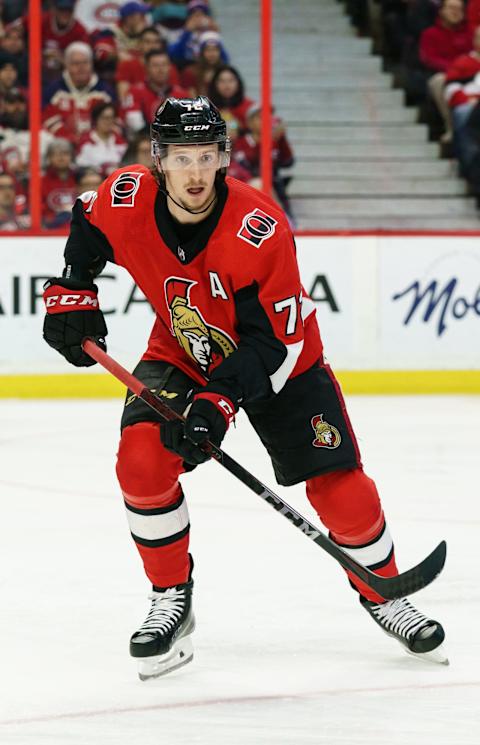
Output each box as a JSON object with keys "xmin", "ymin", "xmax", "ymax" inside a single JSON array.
[{"xmin": 369, "ymin": 540, "xmax": 447, "ymax": 600}]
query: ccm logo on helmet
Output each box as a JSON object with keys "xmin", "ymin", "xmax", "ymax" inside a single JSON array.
[
  {"xmin": 110, "ymin": 172, "xmax": 143, "ymax": 207},
  {"xmin": 237, "ymin": 208, "xmax": 278, "ymax": 248},
  {"xmin": 184, "ymin": 125, "xmax": 211, "ymax": 131}
]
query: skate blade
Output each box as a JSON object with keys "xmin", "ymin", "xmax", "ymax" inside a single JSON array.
[
  {"xmin": 405, "ymin": 643, "xmax": 449, "ymax": 666},
  {"xmin": 138, "ymin": 636, "xmax": 194, "ymax": 681}
]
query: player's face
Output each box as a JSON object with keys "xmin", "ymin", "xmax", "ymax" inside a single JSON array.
[{"xmin": 162, "ymin": 144, "xmax": 220, "ymax": 213}]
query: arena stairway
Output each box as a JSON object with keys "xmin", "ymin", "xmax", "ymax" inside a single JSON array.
[{"xmin": 214, "ymin": 0, "xmax": 480, "ymax": 230}]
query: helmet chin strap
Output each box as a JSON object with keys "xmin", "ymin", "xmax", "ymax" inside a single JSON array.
[{"xmin": 159, "ymin": 185, "xmax": 217, "ymax": 216}]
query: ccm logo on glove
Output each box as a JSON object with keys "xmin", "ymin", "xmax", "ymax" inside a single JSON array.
[
  {"xmin": 42, "ymin": 277, "xmax": 108, "ymax": 367},
  {"xmin": 44, "ymin": 285, "xmax": 100, "ymax": 312}
]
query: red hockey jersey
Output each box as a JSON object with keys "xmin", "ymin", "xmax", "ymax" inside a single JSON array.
[{"xmin": 66, "ymin": 168, "xmax": 323, "ymax": 400}]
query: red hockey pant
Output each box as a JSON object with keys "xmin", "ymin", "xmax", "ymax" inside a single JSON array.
[{"xmin": 116, "ymin": 422, "xmax": 397, "ymax": 601}]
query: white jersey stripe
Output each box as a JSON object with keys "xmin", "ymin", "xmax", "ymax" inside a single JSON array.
[
  {"xmin": 300, "ymin": 295, "xmax": 317, "ymax": 322},
  {"xmin": 270, "ymin": 339, "xmax": 304, "ymax": 393}
]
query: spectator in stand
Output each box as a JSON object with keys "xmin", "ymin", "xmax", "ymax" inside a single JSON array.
[
  {"xmin": 0, "ymin": 58, "xmax": 21, "ymax": 110},
  {"xmin": 0, "ymin": 171, "xmax": 29, "ymax": 230},
  {"xmin": 0, "ymin": 88, "xmax": 54, "ymax": 180},
  {"xmin": 407, "ymin": 0, "xmax": 442, "ymax": 38},
  {"xmin": 180, "ymin": 30, "xmax": 229, "ymax": 96},
  {"xmin": 168, "ymin": 0, "xmax": 219, "ymax": 70},
  {"xmin": 222, "ymin": 110, "xmax": 259, "ymax": 185},
  {"xmin": 207, "ymin": 65, "xmax": 254, "ymax": 131},
  {"xmin": 122, "ymin": 49, "xmax": 188, "ymax": 132},
  {"xmin": 376, "ymin": 1, "xmax": 415, "ymax": 61},
  {"xmin": 91, "ymin": 29, "xmax": 119, "ymax": 89},
  {"xmin": 42, "ymin": 138, "xmax": 77, "ymax": 228},
  {"xmin": 115, "ymin": 25, "xmax": 180, "ymax": 100},
  {"xmin": 112, "ymin": 1, "xmax": 150, "ymax": 58},
  {"xmin": 150, "ymin": 0, "xmax": 188, "ymax": 43},
  {"xmin": 0, "ymin": 87, "xmax": 29, "ymax": 172},
  {"xmin": 14, "ymin": 0, "xmax": 90, "ymax": 88},
  {"xmin": 75, "ymin": 166, "xmax": 103, "ymax": 195},
  {"xmin": 43, "ymin": 41, "xmax": 114, "ymax": 146},
  {"xmin": 76, "ymin": 101, "xmax": 128, "ymax": 176},
  {"xmin": 419, "ymin": 0, "xmax": 472, "ymax": 141},
  {"xmin": 0, "ymin": 25, "xmax": 28, "ymax": 86},
  {"xmin": 120, "ymin": 130, "xmax": 153, "ymax": 167},
  {"xmin": 444, "ymin": 25, "xmax": 480, "ymax": 177},
  {"xmin": 0, "ymin": 1, "xmax": 26, "ymax": 25},
  {"xmin": 233, "ymin": 103, "xmax": 295, "ymax": 219}
]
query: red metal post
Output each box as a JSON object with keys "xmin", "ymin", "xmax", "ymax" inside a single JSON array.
[
  {"xmin": 29, "ymin": 0, "xmax": 42, "ymax": 231},
  {"xmin": 260, "ymin": 0, "xmax": 272, "ymax": 197}
]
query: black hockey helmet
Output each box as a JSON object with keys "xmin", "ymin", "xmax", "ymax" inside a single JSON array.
[{"xmin": 151, "ymin": 96, "xmax": 231, "ymax": 171}]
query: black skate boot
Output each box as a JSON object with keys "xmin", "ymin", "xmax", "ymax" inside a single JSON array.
[
  {"xmin": 360, "ymin": 595, "xmax": 448, "ymax": 664},
  {"xmin": 130, "ymin": 580, "xmax": 195, "ymax": 680}
]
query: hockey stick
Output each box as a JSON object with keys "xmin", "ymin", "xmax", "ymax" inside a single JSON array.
[{"xmin": 82, "ymin": 339, "xmax": 446, "ymax": 600}]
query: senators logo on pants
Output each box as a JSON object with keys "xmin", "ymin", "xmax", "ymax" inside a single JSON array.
[
  {"xmin": 311, "ymin": 414, "xmax": 341, "ymax": 449},
  {"xmin": 165, "ymin": 278, "xmax": 236, "ymax": 375}
]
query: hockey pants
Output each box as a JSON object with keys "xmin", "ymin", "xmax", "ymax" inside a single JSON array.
[{"xmin": 116, "ymin": 421, "xmax": 397, "ymax": 601}]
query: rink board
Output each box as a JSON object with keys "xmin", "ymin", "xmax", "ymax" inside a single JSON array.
[{"xmin": 0, "ymin": 235, "xmax": 479, "ymax": 394}]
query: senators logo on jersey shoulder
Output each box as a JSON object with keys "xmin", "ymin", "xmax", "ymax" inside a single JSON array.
[
  {"xmin": 311, "ymin": 414, "xmax": 342, "ymax": 449},
  {"xmin": 237, "ymin": 208, "xmax": 278, "ymax": 248},
  {"xmin": 165, "ymin": 277, "xmax": 236, "ymax": 376},
  {"xmin": 110, "ymin": 171, "xmax": 143, "ymax": 207}
]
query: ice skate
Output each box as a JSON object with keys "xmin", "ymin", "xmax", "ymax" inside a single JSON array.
[
  {"xmin": 130, "ymin": 580, "xmax": 195, "ymax": 680},
  {"xmin": 360, "ymin": 595, "xmax": 448, "ymax": 665}
]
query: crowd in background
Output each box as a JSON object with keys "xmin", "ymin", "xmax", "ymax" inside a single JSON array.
[
  {"xmin": 347, "ymin": 0, "xmax": 480, "ymax": 198},
  {"xmin": 0, "ymin": 0, "xmax": 295, "ymax": 230}
]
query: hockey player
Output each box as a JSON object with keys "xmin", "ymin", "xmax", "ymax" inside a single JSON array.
[{"xmin": 42, "ymin": 97, "xmax": 447, "ymax": 679}]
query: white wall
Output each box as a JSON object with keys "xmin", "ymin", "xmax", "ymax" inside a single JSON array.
[{"xmin": 1, "ymin": 235, "xmax": 479, "ymax": 374}]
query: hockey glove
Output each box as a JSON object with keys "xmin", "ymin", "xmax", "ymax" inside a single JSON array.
[
  {"xmin": 43, "ymin": 277, "xmax": 108, "ymax": 367},
  {"xmin": 161, "ymin": 390, "xmax": 236, "ymax": 465}
]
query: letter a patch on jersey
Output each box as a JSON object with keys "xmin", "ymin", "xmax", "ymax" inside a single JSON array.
[
  {"xmin": 237, "ymin": 208, "xmax": 277, "ymax": 248},
  {"xmin": 110, "ymin": 172, "xmax": 143, "ymax": 207}
]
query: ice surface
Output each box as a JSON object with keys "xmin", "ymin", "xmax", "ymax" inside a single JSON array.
[{"xmin": 0, "ymin": 396, "xmax": 479, "ymax": 744}]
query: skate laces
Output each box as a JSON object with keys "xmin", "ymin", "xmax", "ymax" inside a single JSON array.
[
  {"xmin": 137, "ymin": 587, "xmax": 186, "ymax": 638},
  {"xmin": 370, "ymin": 597, "xmax": 432, "ymax": 640}
]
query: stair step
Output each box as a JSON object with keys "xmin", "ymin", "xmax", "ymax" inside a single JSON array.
[
  {"xmin": 288, "ymin": 178, "xmax": 466, "ymax": 197},
  {"xmin": 286, "ymin": 124, "xmax": 429, "ymax": 142},
  {"xmin": 271, "ymin": 89, "xmax": 405, "ymax": 107},
  {"xmin": 296, "ymin": 215, "xmax": 480, "ymax": 230},
  {"xmin": 290, "ymin": 142, "xmax": 439, "ymax": 158},
  {"xmin": 238, "ymin": 57, "xmax": 384, "ymax": 74},
  {"xmin": 229, "ymin": 37, "xmax": 374, "ymax": 56},
  {"xmin": 296, "ymin": 215, "xmax": 480, "ymax": 228},
  {"xmin": 285, "ymin": 160, "xmax": 456, "ymax": 178},
  {"xmin": 281, "ymin": 107, "xmax": 417, "ymax": 124},
  {"xmin": 290, "ymin": 197, "xmax": 478, "ymax": 217},
  {"xmin": 250, "ymin": 76, "xmax": 394, "ymax": 92}
]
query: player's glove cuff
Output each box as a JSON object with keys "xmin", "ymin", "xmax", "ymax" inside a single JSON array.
[
  {"xmin": 43, "ymin": 277, "xmax": 101, "ymax": 314},
  {"xmin": 192, "ymin": 390, "xmax": 236, "ymax": 427}
]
